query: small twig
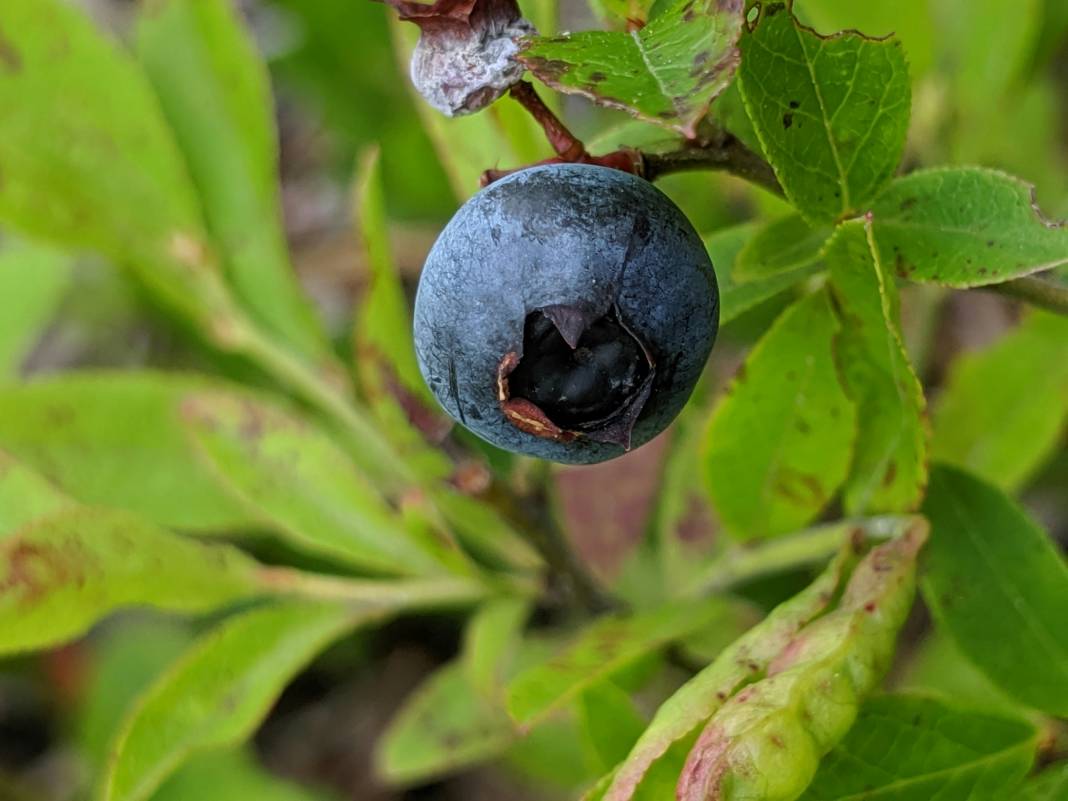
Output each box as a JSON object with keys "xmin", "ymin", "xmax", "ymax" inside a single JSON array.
[
  {"xmin": 642, "ymin": 133, "xmax": 784, "ymax": 197},
  {"xmin": 513, "ymin": 461, "xmax": 619, "ymax": 615},
  {"xmin": 509, "ymin": 81, "xmax": 588, "ymax": 161},
  {"xmin": 986, "ymin": 274, "xmax": 1068, "ymax": 316}
]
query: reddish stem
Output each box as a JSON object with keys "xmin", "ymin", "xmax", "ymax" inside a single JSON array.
[{"xmin": 481, "ymin": 81, "xmax": 644, "ymax": 186}]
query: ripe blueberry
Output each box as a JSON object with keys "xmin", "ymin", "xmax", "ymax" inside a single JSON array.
[{"xmin": 414, "ymin": 164, "xmax": 718, "ymax": 464}]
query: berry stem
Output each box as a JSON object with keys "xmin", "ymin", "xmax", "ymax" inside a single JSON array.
[{"xmin": 509, "ymin": 80, "xmax": 587, "ymax": 161}]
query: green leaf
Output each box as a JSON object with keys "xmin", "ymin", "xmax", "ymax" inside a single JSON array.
[
  {"xmin": 931, "ymin": 311, "xmax": 1068, "ymax": 491},
  {"xmin": 507, "ymin": 597, "xmax": 742, "ymax": 726},
  {"xmin": 520, "ymin": 0, "xmax": 745, "ymax": 137},
  {"xmin": 733, "ymin": 213, "xmax": 832, "ymax": 282},
  {"xmin": 153, "ymin": 750, "xmax": 337, "ymax": 801},
  {"xmin": 0, "ymin": 235, "xmax": 70, "ymax": 378},
  {"xmin": 703, "ymin": 289, "xmax": 856, "ymax": 540},
  {"xmin": 826, "ymin": 220, "xmax": 927, "ymax": 514},
  {"xmin": 0, "ymin": 450, "xmax": 72, "ymax": 536},
  {"xmin": 738, "ymin": 1, "xmax": 911, "ymax": 223},
  {"xmin": 921, "ymin": 465, "xmax": 1068, "ymax": 716},
  {"xmin": 464, "ymin": 597, "xmax": 531, "ymax": 701},
  {"xmin": 136, "ymin": 0, "xmax": 332, "ymax": 362},
  {"xmin": 1020, "ymin": 763, "xmax": 1068, "ymax": 801},
  {"xmin": 869, "ymin": 167, "xmax": 1068, "ymax": 286},
  {"xmin": 352, "ymin": 146, "xmax": 451, "ymax": 481},
  {"xmin": 896, "ymin": 631, "xmax": 1021, "ymax": 716},
  {"xmin": 375, "ymin": 659, "xmax": 516, "ymax": 785},
  {"xmin": 0, "ymin": 506, "xmax": 263, "ymax": 656},
  {"xmin": 603, "ymin": 546, "xmax": 855, "ymax": 801},
  {"xmin": 102, "ymin": 600, "xmax": 373, "ymax": 801},
  {"xmin": 578, "ymin": 682, "xmax": 646, "ymax": 773},
  {"xmin": 0, "ymin": 0, "xmax": 230, "ymax": 326},
  {"xmin": 704, "ymin": 223, "xmax": 823, "ymax": 323},
  {"xmin": 388, "ymin": 19, "xmax": 549, "ymax": 198},
  {"xmin": 182, "ymin": 390, "xmax": 456, "ymax": 576},
  {"xmin": 0, "ymin": 372, "xmax": 255, "ymax": 532},
  {"xmin": 799, "ymin": 694, "xmax": 1037, "ymax": 801},
  {"xmin": 431, "ymin": 488, "xmax": 545, "ymax": 574}
]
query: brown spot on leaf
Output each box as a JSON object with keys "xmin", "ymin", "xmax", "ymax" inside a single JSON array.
[
  {"xmin": 589, "ymin": 71, "xmax": 607, "ymax": 83},
  {"xmin": 882, "ymin": 461, "xmax": 897, "ymax": 487},
  {"xmin": 0, "ymin": 27, "xmax": 22, "ymax": 73},
  {"xmin": 782, "ymin": 112, "xmax": 794, "ymax": 129}
]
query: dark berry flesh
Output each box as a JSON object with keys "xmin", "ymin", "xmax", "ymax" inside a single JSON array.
[{"xmin": 508, "ymin": 309, "xmax": 651, "ymax": 431}]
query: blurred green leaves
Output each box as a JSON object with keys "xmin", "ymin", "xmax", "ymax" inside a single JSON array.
[
  {"xmin": 137, "ymin": 0, "xmax": 333, "ymax": 363},
  {"xmin": 102, "ymin": 601, "xmax": 371, "ymax": 801},
  {"xmin": 0, "ymin": 0, "xmax": 230, "ymax": 328},
  {"xmin": 932, "ymin": 311, "xmax": 1068, "ymax": 491},
  {"xmin": 0, "ymin": 236, "xmax": 70, "ymax": 379},
  {"xmin": 922, "ymin": 465, "xmax": 1068, "ymax": 716}
]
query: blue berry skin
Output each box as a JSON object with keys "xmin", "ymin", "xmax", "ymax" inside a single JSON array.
[{"xmin": 413, "ymin": 163, "xmax": 719, "ymax": 464}]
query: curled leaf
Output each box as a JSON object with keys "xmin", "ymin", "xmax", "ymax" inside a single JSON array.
[{"xmin": 677, "ymin": 523, "xmax": 927, "ymax": 801}]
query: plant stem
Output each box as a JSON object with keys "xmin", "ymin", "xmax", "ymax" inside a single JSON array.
[
  {"xmin": 259, "ymin": 568, "xmax": 498, "ymax": 610},
  {"xmin": 683, "ymin": 515, "xmax": 921, "ymax": 598},
  {"xmin": 516, "ymin": 460, "xmax": 618, "ymax": 614},
  {"xmin": 987, "ymin": 275, "xmax": 1068, "ymax": 316},
  {"xmin": 641, "ymin": 132, "xmax": 783, "ymax": 196}
]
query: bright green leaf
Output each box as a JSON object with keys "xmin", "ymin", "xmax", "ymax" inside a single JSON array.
[
  {"xmin": 102, "ymin": 601, "xmax": 372, "ymax": 801},
  {"xmin": 869, "ymin": 167, "xmax": 1068, "ymax": 286},
  {"xmin": 136, "ymin": 0, "xmax": 332, "ymax": 362},
  {"xmin": 183, "ymin": 390, "xmax": 455, "ymax": 577},
  {"xmin": 464, "ymin": 597, "xmax": 531, "ymax": 701},
  {"xmin": 921, "ymin": 465, "xmax": 1068, "ymax": 716},
  {"xmin": 578, "ymin": 682, "xmax": 646, "ymax": 773},
  {"xmin": 931, "ymin": 311, "xmax": 1068, "ymax": 491},
  {"xmin": 826, "ymin": 220, "xmax": 927, "ymax": 514},
  {"xmin": 703, "ymin": 289, "xmax": 856, "ymax": 540},
  {"xmin": 0, "ymin": 0, "xmax": 230, "ymax": 326},
  {"xmin": 733, "ymin": 213, "xmax": 832, "ymax": 282},
  {"xmin": 153, "ymin": 750, "xmax": 337, "ymax": 801},
  {"xmin": 1020, "ymin": 763, "xmax": 1068, "ymax": 801},
  {"xmin": 0, "ymin": 372, "xmax": 255, "ymax": 532},
  {"xmin": 375, "ymin": 660, "xmax": 516, "ymax": 785},
  {"xmin": 738, "ymin": 1, "xmax": 911, "ymax": 223},
  {"xmin": 0, "ymin": 450, "xmax": 72, "ymax": 536},
  {"xmin": 507, "ymin": 596, "xmax": 751, "ymax": 727},
  {"xmin": 799, "ymin": 694, "xmax": 1037, "ymax": 801},
  {"xmin": 703, "ymin": 223, "xmax": 822, "ymax": 323},
  {"xmin": 520, "ymin": 0, "xmax": 745, "ymax": 137},
  {"xmin": 352, "ymin": 146, "xmax": 452, "ymax": 481},
  {"xmin": 431, "ymin": 488, "xmax": 545, "ymax": 574},
  {"xmin": 0, "ymin": 506, "xmax": 263, "ymax": 656},
  {"xmin": 0, "ymin": 235, "xmax": 70, "ymax": 378}
]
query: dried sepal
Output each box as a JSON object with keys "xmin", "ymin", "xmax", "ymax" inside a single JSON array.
[{"xmin": 379, "ymin": 0, "xmax": 535, "ymax": 116}]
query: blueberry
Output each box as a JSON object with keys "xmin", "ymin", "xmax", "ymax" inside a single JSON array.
[{"xmin": 413, "ymin": 164, "xmax": 719, "ymax": 464}]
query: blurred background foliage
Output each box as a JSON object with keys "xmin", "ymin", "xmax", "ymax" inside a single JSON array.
[{"xmin": 0, "ymin": 0, "xmax": 1066, "ymax": 799}]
